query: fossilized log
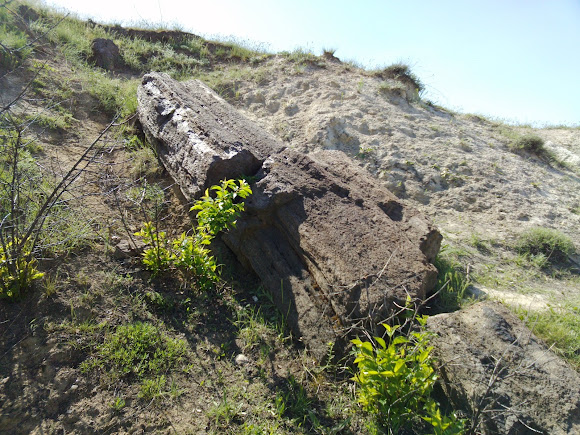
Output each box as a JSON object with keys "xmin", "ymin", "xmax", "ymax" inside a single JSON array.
[
  {"xmin": 427, "ymin": 301, "xmax": 580, "ymax": 435},
  {"xmin": 137, "ymin": 73, "xmax": 441, "ymax": 359},
  {"xmin": 138, "ymin": 72, "xmax": 283, "ymax": 199}
]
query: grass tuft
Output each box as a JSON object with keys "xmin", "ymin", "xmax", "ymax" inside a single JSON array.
[
  {"xmin": 517, "ymin": 299, "xmax": 580, "ymax": 369},
  {"xmin": 81, "ymin": 322, "xmax": 187, "ymax": 382},
  {"xmin": 515, "ymin": 227, "xmax": 575, "ymax": 265},
  {"xmin": 373, "ymin": 62, "xmax": 424, "ymax": 94},
  {"xmin": 509, "ymin": 134, "xmax": 545, "ymax": 154}
]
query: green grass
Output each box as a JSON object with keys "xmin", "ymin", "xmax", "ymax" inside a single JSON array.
[
  {"xmin": 515, "ymin": 227, "xmax": 575, "ymax": 265},
  {"xmin": 517, "ymin": 298, "xmax": 580, "ymax": 370},
  {"xmin": 433, "ymin": 248, "xmax": 471, "ymax": 311},
  {"xmin": 79, "ymin": 70, "xmax": 139, "ymax": 117},
  {"xmin": 81, "ymin": 321, "xmax": 187, "ymax": 382},
  {"xmin": 372, "ymin": 62, "xmax": 424, "ymax": 94},
  {"xmin": 0, "ymin": 4, "xmax": 33, "ymax": 68},
  {"xmin": 509, "ymin": 134, "xmax": 545, "ymax": 154}
]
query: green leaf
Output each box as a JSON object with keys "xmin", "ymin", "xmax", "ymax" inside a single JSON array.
[{"xmin": 375, "ymin": 336, "xmax": 386, "ymax": 349}]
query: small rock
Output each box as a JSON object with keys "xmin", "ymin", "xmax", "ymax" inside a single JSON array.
[
  {"xmin": 18, "ymin": 5, "xmax": 40, "ymax": 22},
  {"xmin": 90, "ymin": 38, "xmax": 122, "ymax": 70},
  {"xmin": 234, "ymin": 354, "xmax": 250, "ymax": 365},
  {"xmin": 113, "ymin": 239, "xmax": 146, "ymax": 259}
]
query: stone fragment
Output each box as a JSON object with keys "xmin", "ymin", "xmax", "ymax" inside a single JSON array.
[
  {"xmin": 89, "ymin": 38, "xmax": 122, "ymax": 71},
  {"xmin": 113, "ymin": 239, "xmax": 146, "ymax": 259},
  {"xmin": 427, "ymin": 301, "xmax": 580, "ymax": 435},
  {"xmin": 137, "ymin": 72, "xmax": 284, "ymax": 200},
  {"xmin": 234, "ymin": 354, "xmax": 249, "ymax": 365}
]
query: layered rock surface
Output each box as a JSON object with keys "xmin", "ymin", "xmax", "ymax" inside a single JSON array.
[
  {"xmin": 427, "ymin": 301, "xmax": 580, "ymax": 435},
  {"xmin": 138, "ymin": 73, "xmax": 282, "ymax": 200},
  {"xmin": 137, "ymin": 73, "xmax": 441, "ymax": 358}
]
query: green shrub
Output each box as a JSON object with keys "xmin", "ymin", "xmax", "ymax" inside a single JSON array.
[
  {"xmin": 509, "ymin": 134, "xmax": 545, "ymax": 154},
  {"xmin": 374, "ymin": 62, "xmax": 424, "ymax": 94},
  {"xmin": 135, "ymin": 179, "xmax": 252, "ymax": 289},
  {"xmin": 351, "ymin": 316, "xmax": 465, "ymax": 434},
  {"xmin": 515, "ymin": 227, "xmax": 575, "ymax": 264},
  {"xmin": 192, "ymin": 178, "xmax": 252, "ymax": 235},
  {"xmin": 134, "ymin": 222, "xmax": 174, "ymax": 276}
]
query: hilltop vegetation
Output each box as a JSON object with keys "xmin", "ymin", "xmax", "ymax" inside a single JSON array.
[{"xmin": 1, "ymin": 1, "xmax": 579, "ymax": 434}]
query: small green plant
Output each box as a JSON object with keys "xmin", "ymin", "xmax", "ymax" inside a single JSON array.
[
  {"xmin": 351, "ymin": 316, "xmax": 465, "ymax": 434},
  {"xmin": 434, "ymin": 252, "xmax": 470, "ymax": 311},
  {"xmin": 275, "ymin": 375, "xmax": 316, "ymax": 427},
  {"xmin": 208, "ymin": 391, "xmax": 243, "ymax": 428},
  {"xmin": 138, "ymin": 375, "xmax": 167, "ymax": 401},
  {"xmin": 134, "ymin": 222, "xmax": 174, "ymax": 276},
  {"xmin": 192, "ymin": 178, "xmax": 253, "ymax": 235},
  {"xmin": 0, "ymin": 239, "xmax": 44, "ymax": 300},
  {"xmin": 135, "ymin": 179, "xmax": 252, "ymax": 288},
  {"xmin": 109, "ymin": 397, "xmax": 126, "ymax": 412},
  {"xmin": 515, "ymin": 227, "xmax": 575, "ymax": 265}
]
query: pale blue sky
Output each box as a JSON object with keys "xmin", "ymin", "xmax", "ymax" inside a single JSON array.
[{"xmin": 42, "ymin": 0, "xmax": 580, "ymax": 126}]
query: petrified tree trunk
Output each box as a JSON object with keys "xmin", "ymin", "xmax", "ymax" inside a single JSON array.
[
  {"xmin": 138, "ymin": 73, "xmax": 442, "ymax": 359},
  {"xmin": 427, "ymin": 301, "xmax": 580, "ymax": 435}
]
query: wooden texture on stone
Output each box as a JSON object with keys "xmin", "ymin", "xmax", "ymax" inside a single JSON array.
[
  {"xmin": 137, "ymin": 72, "xmax": 283, "ymax": 200},
  {"xmin": 137, "ymin": 74, "xmax": 441, "ymax": 359},
  {"xmin": 427, "ymin": 301, "xmax": 580, "ymax": 435}
]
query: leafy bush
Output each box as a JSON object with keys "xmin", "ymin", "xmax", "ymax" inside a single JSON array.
[
  {"xmin": 515, "ymin": 227, "xmax": 575, "ymax": 264},
  {"xmin": 351, "ymin": 317, "xmax": 465, "ymax": 434},
  {"xmin": 509, "ymin": 134, "xmax": 545, "ymax": 154},
  {"xmin": 134, "ymin": 222, "xmax": 174, "ymax": 275},
  {"xmin": 192, "ymin": 178, "xmax": 252, "ymax": 235},
  {"xmin": 135, "ymin": 179, "xmax": 252, "ymax": 288}
]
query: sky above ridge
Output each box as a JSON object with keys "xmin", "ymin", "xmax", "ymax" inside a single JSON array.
[{"xmin": 42, "ymin": 0, "xmax": 580, "ymax": 127}]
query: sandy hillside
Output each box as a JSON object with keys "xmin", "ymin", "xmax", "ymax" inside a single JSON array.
[{"xmin": 216, "ymin": 56, "xmax": 580, "ymax": 306}]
